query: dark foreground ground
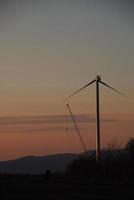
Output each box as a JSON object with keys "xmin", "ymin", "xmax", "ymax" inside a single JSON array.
[
  {"xmin": 1, "ymin": 139, "xmax": 134, "ymax": 200},
  {"xmin": 0, "ymin": 175, "xmax": 134, "ymax": 200}
]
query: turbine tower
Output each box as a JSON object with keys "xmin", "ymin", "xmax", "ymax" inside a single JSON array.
[{"xmin": 66, "ymin": 75, "xmax": 127, "ymax": 166}]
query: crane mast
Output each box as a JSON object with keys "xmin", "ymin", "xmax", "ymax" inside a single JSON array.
[{"xmin": 66, "ymin": 104, "xmax": 88, "ymax": 155}]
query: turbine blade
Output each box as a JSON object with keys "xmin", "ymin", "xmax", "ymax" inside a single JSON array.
[
  {"xmin": 100, "ymin": 81, "xmax": 128, "ymax": 98},
  {"xmin": 65, "ymin": 79, "xmax": 95, "ymax": 100}
]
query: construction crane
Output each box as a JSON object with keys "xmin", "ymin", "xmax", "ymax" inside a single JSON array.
[{"xmin": 66, "ymin": 103, "xmax": 88, "ymax": 156}]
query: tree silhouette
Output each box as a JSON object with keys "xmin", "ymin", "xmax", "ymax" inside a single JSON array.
[{"xmin": 126, "ymin": 138, "xmax": 134, "ymax": 174}]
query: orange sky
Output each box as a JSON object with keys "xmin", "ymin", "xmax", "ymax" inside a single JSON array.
[
  {"xmin": 0, "ymin": 1, "xmax": 134, "ymax": 160},
  {"xmin": 0, "ymin": 113, "xmax": 133, "ymax": 160}
]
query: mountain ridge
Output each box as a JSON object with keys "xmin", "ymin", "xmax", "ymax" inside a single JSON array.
[{"xmin": 0, "ymin": 153, "xmax": 78, "ymax": 174}]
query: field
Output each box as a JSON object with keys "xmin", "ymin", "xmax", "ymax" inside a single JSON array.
[{"xmin": 0, "ymin": 174, "xmax": 134, "ymax": 200}]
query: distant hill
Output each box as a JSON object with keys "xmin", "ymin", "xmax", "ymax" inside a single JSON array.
[
  {"xmin": 0, "ymin": 153, "xmax": 78, "ymax": 174},
  {"xmin": 0, "ymin": 149, "xmax": 125, "ymax": 175}
]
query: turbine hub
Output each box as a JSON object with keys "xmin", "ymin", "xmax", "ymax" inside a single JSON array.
[{"xmin": 96, "ymin": 75, "xmax": 101, "ymax": 81}]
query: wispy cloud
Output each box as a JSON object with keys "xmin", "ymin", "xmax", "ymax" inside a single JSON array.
[{"xmin": 0, "ymin": 114, "xmax": 125, "ymax": 126}]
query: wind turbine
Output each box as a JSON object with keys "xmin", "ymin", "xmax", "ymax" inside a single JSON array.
[{"xmin": 65, "ymin": 75, "xmax": 127, "ymax": 166}]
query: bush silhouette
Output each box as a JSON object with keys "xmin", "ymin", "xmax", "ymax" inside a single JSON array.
[
  {"xmin": 126, "ymin": 138, "xmax": 134, "ymax": 159},
  {"xmin": 65, "ymin": 155, "xmax": 98, "ymax": 180},
  {"xmin": 65, "ymin": 139, "xmax": 134, "ymax": 181}
]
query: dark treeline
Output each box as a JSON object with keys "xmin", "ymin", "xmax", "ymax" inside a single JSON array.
[{"xmin": 65, "ymin": 138, "xmax": 134, "ymax": 182}]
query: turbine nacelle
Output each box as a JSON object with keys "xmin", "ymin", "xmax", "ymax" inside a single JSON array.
[{"xmin": 96, "ymin": 75, "xmax": 101, "ymax": 82}]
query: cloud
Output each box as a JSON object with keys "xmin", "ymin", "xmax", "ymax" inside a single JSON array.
[
  {"xmin": 0, "ymin": 114, "xmax": 133, "ymax": 134},
  {"xmin": 0, "ymin": 114, "xmax": 119, "ymax": 126}
]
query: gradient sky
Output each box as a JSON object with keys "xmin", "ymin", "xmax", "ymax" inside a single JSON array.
[{"xmin": 0, "ymin": 0, "xmax": 134, "ymax": 160}]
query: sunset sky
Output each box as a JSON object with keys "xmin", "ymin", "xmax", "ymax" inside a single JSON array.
[{"xmin": 0, "ymin": 0, "xmax": 134, "ymax": 160}]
